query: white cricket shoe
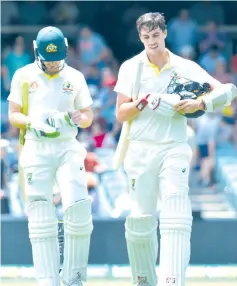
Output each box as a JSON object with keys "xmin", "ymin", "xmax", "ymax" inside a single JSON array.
[
  {"xmin": 137, "ymin": 276, "xmax": 151, "ymax": 286},
  {"xmin": 63, "ymin": 279, "xmax": 83, "ymax": 286},
  {"xmin": 64, "ymin": 282, "xmax": 83, "ymax": 286}
]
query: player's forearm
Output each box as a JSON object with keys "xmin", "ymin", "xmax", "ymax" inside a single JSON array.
[
  {"xmin": 202, "ymin": 83, "xmax": 237, "ymax": 112},
  {"xmin": 9, "ymin": 112, "xmax": 29, "ymax": 130},
  {"xmin": 116, "ymin": 99, "xmax": 140, "ymax": 122}
]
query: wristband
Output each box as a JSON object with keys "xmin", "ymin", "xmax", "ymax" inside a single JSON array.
[{"xmin": 136, "ymin": 94, "xmax": 151, "ymax": 111}]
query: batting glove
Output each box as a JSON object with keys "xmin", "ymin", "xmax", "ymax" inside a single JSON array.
[
  {"xmin": 136, "ymin": 93, "xmax": 181, "ymax": 117},
  {"xmin": 46, "ymin": 112, "xmax": 78, "ymax": 129},
  {"xmin": 26, "ymin": 120, "xmax": 60, "ymax": 138}
]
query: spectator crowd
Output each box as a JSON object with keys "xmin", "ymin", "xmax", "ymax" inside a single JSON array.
[{"xmin": 1, "ymin": 1, "xmax": 237, "ymax": 216}]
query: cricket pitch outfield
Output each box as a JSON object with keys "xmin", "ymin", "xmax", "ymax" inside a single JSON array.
[{"xmin": 1, "ymin": 278, "xmax": 237, "ymax": 286}]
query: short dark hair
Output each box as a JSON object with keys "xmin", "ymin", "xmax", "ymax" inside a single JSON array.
[{"xmin": 136, "ymin": 12, "xmax": 167, "ymax": 34}]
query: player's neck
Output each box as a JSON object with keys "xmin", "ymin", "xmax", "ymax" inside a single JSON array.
[{"xmin": 146, "ymin": 49, "xmax": 169, "ymax": 71}]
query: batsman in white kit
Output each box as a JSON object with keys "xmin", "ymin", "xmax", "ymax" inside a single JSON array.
[
  {"xmin": 114, "ymin": 13, "xmax": 237, "ymax": 286},
  {"xmin": 8, "ymin": 27, "xmax": 93, "ymax": 286}
]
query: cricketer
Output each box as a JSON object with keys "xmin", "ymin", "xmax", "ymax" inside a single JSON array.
[
  {"xmin": 8, "ymin": 27, "xmax": 94, "ymax": 286},
  {"xmin": 114, "ymin": 13, "xmax": 237, "ymax": 286}
]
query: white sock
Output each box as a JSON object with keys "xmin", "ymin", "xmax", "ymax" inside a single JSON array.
[{"xmin": 125, "ymin": 215, "xmax": 158, "ymax": 286}]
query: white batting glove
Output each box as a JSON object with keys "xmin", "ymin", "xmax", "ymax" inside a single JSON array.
[
  {"xmin": 46, "ymin": 112, "xmax": 78, "ymax": 129},
  {"xmin": 26, "ymin": 120, "xmax": 60, "ymax": 138},
  {"xmin": 147, "ymin": 93, "xmax": 181, "ymax": 117}
]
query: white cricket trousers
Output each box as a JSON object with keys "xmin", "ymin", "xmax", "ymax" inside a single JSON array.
[
  {"xmin": 124, "ymin": 140, "xmax": 192, "ymax": 216},
  {"xmin": 19, "ymin": 138, "xmax": 88, "ymax": 210}
]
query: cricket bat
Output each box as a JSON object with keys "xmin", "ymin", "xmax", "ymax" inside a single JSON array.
[
  {"xmin": 18, "ymin": 81, "xmax": 29, "ymax": 201},
  {"xmin": 113, "ymin": 60, "xmax": 143, "ymax": 170}
]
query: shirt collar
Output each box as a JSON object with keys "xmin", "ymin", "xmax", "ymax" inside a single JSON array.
[{"xmin": 140, "ymin": 48, "xmax": 176, "ymax": 68}]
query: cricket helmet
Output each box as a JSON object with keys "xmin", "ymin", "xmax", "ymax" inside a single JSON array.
[{"xmin": 33, "ymin": 26, "xmax": 68, "ymax": 74}]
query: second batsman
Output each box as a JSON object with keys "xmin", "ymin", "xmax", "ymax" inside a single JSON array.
[{"xmin": 114, "ymin": 12, "xmax": 236, "ymax": 286}]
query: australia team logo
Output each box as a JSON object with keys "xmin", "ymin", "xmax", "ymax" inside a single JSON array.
[
  {"xmin": 29, "ymin": 81, "xmax": 38, "ymax": 94},
  {"xmin": 62, "ymin": 81, "xmax": 73, "ymax": 95},
  {"xmin": 46, "ymin": 43, "xmax": 57, "ymax": 53}
]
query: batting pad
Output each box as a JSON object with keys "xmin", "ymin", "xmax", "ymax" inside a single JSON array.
[
  {"xmin": 62, "ymin": 198, "xmax": 93, "ymax": 285},
  {"xmin": 159, "ymin": 193, "xmax": 193, "ymax": 286},
  {"xmin": 27, "ymin": 201, "xmax": 60, "ymax": 286},
  {"xmin": 125, "ymin": 215, "xmax": 158, "ymax": 286}
]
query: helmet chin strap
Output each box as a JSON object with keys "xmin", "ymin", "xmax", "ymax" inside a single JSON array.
[
  {"xmin": 40, "ymin": 60, "xmax": 65, "ymax": 75},
  {"xmin": 36, "ymin": 57, "xmax": 66, "ymax": 75}
]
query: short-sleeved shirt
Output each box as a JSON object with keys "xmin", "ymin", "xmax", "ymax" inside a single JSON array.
[
  {"xmin": 7, "ymin": 62, "xmax": 93, "ymax": 140},
  {"xmin": 114, "ymin": 49, "xmax": 219, "ymax": 143}
]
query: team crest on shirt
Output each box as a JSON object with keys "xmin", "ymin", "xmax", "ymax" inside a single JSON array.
[
  {"xmin": 28, "ymin": 81, "xmax": 38, "ymax": 94},
  {"xmin": 62, "ymin": 81, "xmax": 74, "ymax": 95}
]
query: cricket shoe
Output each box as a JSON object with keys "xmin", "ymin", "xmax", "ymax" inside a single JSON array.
[
  {"xmin": 60, "ymin": 269, "xmax": 83, "ymax": 286},
  {"xmin": 67, "ymin": 283, "xmax": 83, "ymax": 286},
  {"xmin": 64, "ymin": 281, "xmax": 83, "ymax": 286},
  {"xmin": 63, "ymin": 275, "xmax": 83, "ymax": 286},
  {"xmin": 137, "ymin": 276, "xmax": 151, "ymax": 286}
]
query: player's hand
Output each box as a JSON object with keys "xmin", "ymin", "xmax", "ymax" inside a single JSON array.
[
  {"xmin": 46, "ymin": 112, "xmax": 79, "ymax": 129},
  {"xmin": 174, "ymin": 99, "xmax": 205, "ymax": 114},
  {"xmin": 69, "ymin": 110, "xmax": 82, "ymax": 125},
  {"xmin": 27, "ymin": 120, "xmax": 60, "ymax": 138},
  {"xmin": 147, "ymin": 93, "xmax": 181, "ymax": 117}
]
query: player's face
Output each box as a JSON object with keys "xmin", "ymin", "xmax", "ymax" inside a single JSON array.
[
  {"xmin": 43, "ymin": 61, "xmax": 64, "ymax": 74},
  {"xmin": 139, "ymin": 27, "xmax": 167, "ymax": 55}
]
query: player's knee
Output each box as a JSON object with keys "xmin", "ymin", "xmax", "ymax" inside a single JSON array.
[
  {"xmin": 64, "ymin": 198, "xmax": 93, "ymax": 236},
  {"xmin": 27, "ymin": 195, "xmax": 49, "ymax": 204},
  {"xmin": 130, "ymin": 205, "xmax": 157, "ymax": 217},
  {"xmin": 159, "ymin": 192, "xmax": 192, "ymax": 232},
  {"xmin": 27, "ymin": 200, "xmax": 58, "ymax": 240},
  {"xmin": 61, "ymin": 187, "xmax": 88, "ymax": 212},
  {"xmin": 125, "ymin": 215, "xmax": 158, "ymax": 242}
]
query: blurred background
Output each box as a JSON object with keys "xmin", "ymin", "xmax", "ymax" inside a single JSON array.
[{"xmin": 1, "ymin": 0, "xmax": 237, "ymax": 281}]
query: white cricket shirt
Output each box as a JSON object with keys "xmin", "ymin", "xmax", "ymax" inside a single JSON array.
[
  {"xmin": 8, "ymin": 62, "xmax": 93, "ymax": 140},
  {"xmin": 114, "ymin": 49, "xmax": 219, "ymax": 143}
]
